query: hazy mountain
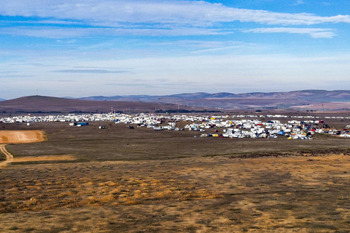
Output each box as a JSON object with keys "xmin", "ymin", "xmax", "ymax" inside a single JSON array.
[
  {"xmin": 0, "ymin": 95, "xmax": 199, "ymax": 114},
  {"xmin": 2, "ymin": 90, "xmax": 350, "ymax": 114},
  {"xmin": 82, "ymin": 90, "xmax": 350, "ymax": 102},
  {"xmin": 81, "ymin": 92, "xmax": 239, "ymax": 102},
  {"xmin": 80, "ymin": 90, "xmax": 350, "ymax": 110}
]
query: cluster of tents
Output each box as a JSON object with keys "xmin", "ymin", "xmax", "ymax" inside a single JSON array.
[{"xmin": 1, "ymin": 112, "xmax": 350, "ymax": 140}]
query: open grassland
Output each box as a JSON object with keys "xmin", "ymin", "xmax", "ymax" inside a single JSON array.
[
  {"xmin": 1, "ymin": 118, "xmax": 350, "ymax": 232},
  {"xmin": 1, "ymin": 155, "xmax": 350, "ymax": 232},
  {"xmin": 3, "ymin": 121, "xmax": 350, "ymax": 161}
]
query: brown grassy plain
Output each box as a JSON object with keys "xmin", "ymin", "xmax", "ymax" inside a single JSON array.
[
  {"xmin": 0, "ymin": 118, "xmax": 350, "ymax": 232},
  {"xmin": 3, "ymin": 121, "xmax": 350, "ymax": 161},
  {"xmin": 2, "ymin": 155, "xmax": 350, "ymax": 232}
]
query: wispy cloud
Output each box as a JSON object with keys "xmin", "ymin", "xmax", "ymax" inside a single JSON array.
[
  {"xmin": 0, "ymin": 1, "xmax": 348, "ymax": 39},
  {"xmin": 244, "ymin": 27, "xmax": 336, "ymax": 38},
  {"xmin": 2, "ymin": 51, "xmax": 350, "ymax": 98},
  {"xmin": 54, "ymin": 69, "xmax": 128, "ymax": 74},
  {"xmin": 293, "ymin": 0, "xmax": 305, "ymax": 6},
  {"xmin": 148, "ymin": 40, "xmax": 258, "ymax": 54},
  {"xmin": 0, "ymin": 27, "xmax": 91, "ymax": 38},
  {"xmin": 0, "ymin": 26, "xmax": 228, "ymax": 38},
  {"xmin": 1, "ymin": 1, "xmax": 350, "ymax": 28},
  {"xmin": 0, "ymin": 18, "xmax": 84, "ymax": 26}
]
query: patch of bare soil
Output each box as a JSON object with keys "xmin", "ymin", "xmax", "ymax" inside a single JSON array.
[
  {"xmin": 13, "ymin": 155, "xmax": 77, "ymax": 163},
  {"xmin": 0, "ymin": 130, "xmax": 45, "ymax": 144}
]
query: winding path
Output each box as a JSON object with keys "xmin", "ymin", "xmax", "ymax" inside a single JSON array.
[{"xmin": 0, "ymin": 144, "xmax": 13, "ymax": 168}]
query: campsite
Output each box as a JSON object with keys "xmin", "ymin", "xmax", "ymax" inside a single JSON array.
[
  {"xmin": 1, "ymin": 112, "xmax": 350, "ymax": 232},
  {"xmin": 3, "ymin": 0, "xmax": 350, "ymax": 231}
]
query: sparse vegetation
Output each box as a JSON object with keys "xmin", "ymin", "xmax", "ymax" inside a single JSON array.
[
  {"xmin": 1, "ymin": 155, "xmax": 350, "ymax": 232},
  {"xmin": 0, "ymin": 151, "xmax": 5, "ymax": 161},
  {"xmin": 4, "ymin": 121, "xmax": 350, "ymax": 161},
  {"xmin": 1, "ymin": 116, "xmax": 350, "ymax": 232}
]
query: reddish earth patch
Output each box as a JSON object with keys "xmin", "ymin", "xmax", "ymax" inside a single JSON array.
[{"xmin": 0, "ymin": 130, "xmax": 45, "ymax": 144}]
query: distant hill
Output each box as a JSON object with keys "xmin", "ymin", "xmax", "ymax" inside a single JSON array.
[
  {"xmin": 80, "ymin": 90, "xmax": 350, "ymax": 111},
  {"xmin": 0, "ymin": 99, "xmax": 5, "ymax": 102},
  {"xmin": 2, "ymin": 90, "xmax": 350, "ymax": 114},
  {"xmin": 0, "ymin": 95, "xmax": 203, "ymax": 114},
  {"xmin": 81, "ymin": 92, "xmax": 239, "ymax": 102}
]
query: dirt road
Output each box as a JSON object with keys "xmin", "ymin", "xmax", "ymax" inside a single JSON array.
[{"xmin": 0, "ymin": 144, "xmax": 13, "ymax": 168}]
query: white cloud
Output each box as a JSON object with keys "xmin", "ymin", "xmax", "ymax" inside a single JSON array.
[
  {"xmin": 244, "ymin": 27, "xmax": 336, "ymax": 38},
  {"xmin": 0, "ymin": 19, "xmax": 83, "ymax": 26},
  {"xmin": 0, "ymin": 27, "xmax": 91, "ymax": 38},
  {"xmin": 0, "ymin": 26, "xmax": 229, "ymax": 38},
  {"xmin": 294, "ymin": 0, "xmax": 305, "ymax": 5},
  {"xmin": 0, "ymin": 0, "xmax": 350, "ymax": 27},
  {"xmin": 2, "ymin": 49, "xmax": 350, "ymax": 98},
  {"xmin": 54, "ymin": 69, "xmax": 128, "ymax": 74},
  {"xmin": 1, "ymin": 1, "xmax": 349, "ymax": 38}
]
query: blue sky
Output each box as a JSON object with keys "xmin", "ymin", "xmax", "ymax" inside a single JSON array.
[{"xmin": 1, "ymin": 0, "xmax": 350, "ymax": 99}]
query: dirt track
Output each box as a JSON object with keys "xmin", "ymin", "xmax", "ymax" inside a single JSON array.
[
  {"xmin": 0, "ymin": 130, "xmax": 45, "ymax": 144},
  {"xmin": 0, "ymin": 130, "xmax": 45, "ymax": 168},
  {"xmin": 0, "ymin": 144, "xmax": 13, "ymax": 168},
  {"xmin": 13, "ymin": 155, "xmax": 77, "ymax": 163}
]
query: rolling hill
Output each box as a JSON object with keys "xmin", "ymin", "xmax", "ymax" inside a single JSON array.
[
  {"xmin": 2, "ymin": 90, "xmax": 350, "ymax": 114},
  {"xmin": 81, "ymin": 90, "xmax": 350, "ymax": 110},
  {"xmin": 0, "ymin": 96, "xmax": 202, "ymax": 114}
]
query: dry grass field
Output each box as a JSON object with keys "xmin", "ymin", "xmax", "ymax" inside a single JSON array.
[
  {"xmin": 1, "ymin": 155, "xmax": 350, "ymax": 232},
  {"xmin": 0, "ymin": 118, "xmax": 350, "ymax": 232},
  {"xmin": 3, "ymin": 121, "xmax": 350, "ymax": 161}
]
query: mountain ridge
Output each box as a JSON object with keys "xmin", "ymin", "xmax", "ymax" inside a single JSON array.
[
  {"xmin": 0, "ymin": 95, "xmax": 201, "ymax": 114},
  {"xmin": 80, "ymin": 90, "xmax": 350, "ymax": 101},
  {"xmin": 2, "ymin": 90, "xmax": 350, "ymax": 113},
  {"xmin": 79, "ymin": 90, "xmax": 350, "ymax": 110}
]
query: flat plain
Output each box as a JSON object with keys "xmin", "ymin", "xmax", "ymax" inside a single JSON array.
[{"xmin": 1, "ymin": 116, "xmax": 350, "ymax": 232}]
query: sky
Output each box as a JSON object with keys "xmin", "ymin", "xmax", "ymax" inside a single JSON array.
[{"xmin": 1, "ymin": 0, "xmax": 350, "ymax": 99}]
